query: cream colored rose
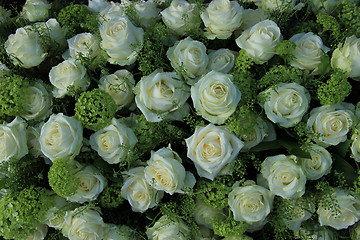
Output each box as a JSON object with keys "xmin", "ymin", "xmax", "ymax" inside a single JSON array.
[
  {"xmin": 146, "ymin": 215, "xmax": 191, "ymax": 240},
  {"xmin": 67, "ymin": 33, "xmax": 100, "ymax": 59},
  {"xmin": 191, "ymin": 70, "xmax": 241, "ymax": 124},
  {"xmin": 307, "ymin": 103, "xmax": 354, "ymax": 147},
  {"xmin": 49, "ymin": 58, "xmax": 90, "ymax": 98},
  {"xmin": 186, "ymin": 124, "xmax": 244, "ymax": 180},
  {"xmin": 134, "ymin": 69, "xmax": 190, "ymax": 122},
  {"xmin": 144, "ymin": 145, "xmax": 196, "ymax": 195},
  {"xmin": 103, "ymin": 224, "xmax": 139, "ymax": 240},
  {"xmin": 260, "ymin": 83, "xmax": 310, "ymax": 128},
  {"xmin": 99, "ymin": 2, "xmax": 125, "ymax": 20},
  {"xmin": 194, "ymin": 199, "xmax": 226, "ymax": 229},
  {"xmin": 43, "ymin": 195, "xmax": 68, "ymax": 229},
  {"xmin": 160, "ymin": 0, "xmax": 199, "ymax": 36},
  {"xmin": 100, "ymin": 16, "xmax": 144, "ymax": 66},
  {"xmin": 228, "ymin": 181, "xmax": 274, "ymax": 224},
  {"xmin": 317, "ymin": 189, "xmax": 360, "ymax": 230},
  {"xmin": 167, "ymin": 36, "xmax": 209, "ymax": 80},
  {"xmin": 236, "ymin": 8, "xmax": 269, "ymax": 34},
  {"xmin": 261, "ymin": 154, "xmax": 306, "ymax": 199},
  {"xmin": 298, "ymin": 144, "xmax": 332, "ymax": 180},
  {"xmin": 290, "ymin": 32, "xmax": 330, "ymax": 74},
  {"xmin": 66, "ymin": 165, "xmax": 107, "ymax": 203},
  {"xmin": 39, "ymin": 113, "xmax": 83, "ymax": 162},
  {"xmin": 21, "ymin": 80, "xmax": 52, "ymax": 121},
  {"xmin": 4, "ymin": 27, "xmax": 47, "ymax": 68},
  {"xmin": 331, "ymin": 36, "xmax": 360, "ymax": 80},
  {"xmin": 282, "ymin": 198, "xmax": 315, "ymax": 231},
  {"xmin": 351, "ymin": 129, "xmax": 360, "ymax": 162},
  {"xmin": 90, "ymin": 118, "xmax": 137, "ymax": 164},
  {"xmin": 121, "ymin": 167, "xmax": 164, "ymax": 213},
  {"xmin": 99, "ymin": 70, "xmax": 135, "ymax": 110},
  {"xmin": 0, "ymin": 117, "xmax": 28, "ymax": 163},
  {"xmin": 62, "ymin": 208, "xmax": 107, "ymax": 240},
  {"xmin": 236, "ymin": 20, "xmax": 282, "ymax": 64},
  {"xmin": 23, "ymin": 223, "xmax": 48, "ymax": 240},
  {"xmin": 122, "ymin": 0, "xmax": 161, "ymax": 28},
  {"xmin": 22, "ymin": 0, "xmax": 51, "ymax": 22},
  {"xmin": 207, "ymin": 49, "xmax": 237, "ymax": 74},
  {"xmin": 201, "ymin": 0, "xmax": 244, "ymax": 40}
]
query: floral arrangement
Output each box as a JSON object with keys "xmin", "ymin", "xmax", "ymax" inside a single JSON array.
[{"xmin": 1, "ymin": 0, "xmax": 360, "ymax": 239}]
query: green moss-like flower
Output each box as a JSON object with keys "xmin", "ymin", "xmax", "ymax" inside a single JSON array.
[
  {"xmin": 317, "ymin": 70, "xmax": 351, "ymax": 105},
  {"xmin": 0, "ymin": 186, "xmax": 54, "ymax": 240},
  {"xmin": 75, "ymin": 89, "xmax": 117, "ymax": 131},
  {"xmin": 211, "ymin": 217, "xmax": 248, "ymax": 237},
  {"xmin": 98, "ymin": 182, "xmax": 124, "ymax": 208},
  {"xmin": 275, "ymin": 40, "xmax": 296, "ymax": 64}
]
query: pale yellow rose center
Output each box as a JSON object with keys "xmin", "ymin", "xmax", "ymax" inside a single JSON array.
[
  {"xmin": 45, "ymin": 124, "xmax": 60, "ymax": 147},
  {"xmin": 201, "ymin": 137, "xmax": 221, "ymax": 160}
]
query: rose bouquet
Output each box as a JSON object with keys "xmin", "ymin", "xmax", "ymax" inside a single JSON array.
[{"xmin": 1, "ymin": 0, "xmax": 360, "ymax": 239}]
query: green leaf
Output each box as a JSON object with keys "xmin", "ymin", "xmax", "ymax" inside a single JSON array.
[
  {"xmin": 318, "ymin": 53, "xmax": 331, "ymax": 75},
  {"xmin": 250, "ymin": 141, "xmax": 282, "ymax": 152},
  {"xmin": 278, "ymin": 138, "xmax": 311, "ymax": 158}
]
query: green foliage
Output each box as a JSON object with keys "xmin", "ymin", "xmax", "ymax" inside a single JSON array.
[
  {"xmin": 226, "ymin": 106, "xmax": 258, "ymax": 137},
  {"xmin": 0, "ymin": 186, "xmax": 54, "ymax": 240},
  {"xmin": 336, "ymin": 0, "xmax": 360, "ymax": 40},
  {"xmin": 317, "ymin": 13, "xmax": 341, "ymax": 37},
  {"xmin": 275, "ymin": 40, "xmax": 296, "ymax": 64},
  {"xmin": 183, "ymin": 113, "xmax": 206, "ymax": 132},
  {"xmin": 48, "ymin": 158, "xmax": 81, "ymax": 198},
  {"xmin": 211, "ymin": 216, "xmax": 248, "ymax": 237},
  {"xmin": 317, "ymin": 69, "xmax": 351, "ymax": 105},
  {"xmin": 75, "ymin": 89, "xmax": 117, "ymax": 131},
  {"xmin": 234, "ymin": 49, "xmax": 255, "ymax": 73},
  {"xmin": 45, "ymin": 228, "xmax": 68, "ymax": 240},
  {"xmin": 232, "ymin": 153, "xmax": 256, "ymax": 180},
  {"xmin": 232, "ymin": 72, "xmax": 257, "ymax": 105},
  {"xmin": 98, "ymin": 182, "xmax": 124, "ymax": 208}
]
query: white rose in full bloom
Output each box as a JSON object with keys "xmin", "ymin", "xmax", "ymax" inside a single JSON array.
[
  {"xmin": 194, "ymin": 199, "xmax": 226, "ymax": 229},
  {"xmin": 144, "ymin": 145, "xmax": 196, "ymax": 195},
  {"xmin": 49, "ymin": 58, "xmax": 90, "ymax": 98},
  {"xmin": 236, "ymin": 20, "xmax": 282, "ymax": 64},
  {"xmin": 0, "ymin": 6, "xmax": 11, "ymax": 24},
  {"xmin": 134, "ymin": 69, "xmax": 190, "ymax": 122},
  {"xmin": 298, "ymin": 144, "xmax": 332, "ymax": 180},
  {"xmin": 90, "ymin": 118, "xmax": 137, "ymax": 164},
  {"xmin": 260, "ymin": 83, "xmax": 311, "ymax": 128},
  {"xmin": 331, "ymin": 36, "xmax": 360, "ymax": 80},
  {"xmin": 43, "ymin": 195, "xmax": 68, "ymax": 229},
  {"xmin": 0, "ymin": 117, "xmax": 28, "ymax": 163},
  {"xmin": 146, "ymin": 215, "xmax": 191, "ymax": 240},
  {"xmin": 66, "ymin": 165, "xmax": 107, "ymax": 203},
  {"xmin": 22, "ymin": 0, "xmax": 51, "ymax": 22},
  {"xmin": 88, "ymin": 0, "xmax": 110, "ymax": 12},
  {"xmin": 207, "ymin": 49, "xmax": 237, "ymax": 74},
  {"xmin": 39, "ymin": 113, "xmax": 83, "ymax": 162},
  {"xmin": 282, "ymin": 198, "xmax": 315, "ymax": 231},
  {"xmin": 307, "ymin": 103, "xmax": 355, "ymax": 147},
  {"xmin": 167, "ymin": 37, "xmax": 209, "ymax": 81},
  {"xmin": 100, "ymin": 16, "xmax": 144, "ymax": 66},
  {"xmin": 186, "ymin": 124, "xmax": 244, "ymax": 180},
  {"xmin": 191, "ymin": 70, "xmax": 241, "ymax": 124},
  {"xmin": 121, "ymin": 167, "xmax": 164, "ymax": 213},
  {"xmin": 99, "ymin": 2, "xmax": 125, "ymax": 20},
  {"xmin": 21, "ymin": 80, "xmax": 52, "ymax": 121},
  {"xmin": 351, "ymin": 129, "xmax": 360, "ymax": 162},
  {"xmin": 290, "ymin": 32, "xmax": 330, "ymax": 74},
  {"xmin": 228, "ymin": 181, "xmax": 274, "ymax": 224},
  {"xmin": 261, "ymin": 154, "xmax": 306, "ymax": 199},
  {"xmin": 201, "ymin": 0, "xmax": 244, "ymax": 40},
  {"xmin": 67, "ymin": 33, "xmax": 100, "ymax": 59},
  {"xmin": 161, "ymin": 0, "xmax": 199, "ymax": 36},
  {"xmin": 317, "ymin": 189, "xmax": 360, "ymax": 230},
  {"xmin": 4, "ymin": 27, "xmax": 47, "ymax": 68},
  {"xmin": 62, "ymin": 208, "xmax": 107, "ymax": 240},
  {"xmin": 98, "ymin": 70, "xmax": 135, "ymax": 110},
  {"xmin": 24, "ymin": 223, "xmax": 48, "ymax": 240},
  {"xmin": 122, "ymin": 0, "xmax": 161, "ymax": 27},
  {"xmin": 103, "ymin": 224, "xmax": 139, "ymax": 240}
]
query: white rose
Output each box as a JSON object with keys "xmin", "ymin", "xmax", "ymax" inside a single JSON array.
[
  {"xmin": 282, "ymin": 198, "xmax": 315, "ymax": 231},
  {"xmin": 103, "ymin": 224, "xmax": 139, "ymax": 240},
  {"xmin": 67, "ymin": 33, "xmax": 100, "ymax": 59},
  {"xmin": 331, "ymin": 36, "xmax": 360, "ymax": 80},
  {"xmin": 99, "ymin": 2, "xmax": 126, "ymax": 21},
  {"xmin": 21, "ymin": 80, "xmax": 52, "ymax": 121},
  {"xmin": 121, "ymin": 167, "xmax": 164, "ymax": 213},
  {"xmin": 317, "ymin": 189, "xmax": 360, "ymax": 230},
  {"xmin": 261, "ymin": 154, "xmax": 306, "ymax": 199},
  {"xmin": 194, "ymin": 199, "xmax": 226, "ymax": 229},
  {"xmin": 100, "ymin": 16, "xmax": 144, "ymax": 66},
  {"xmin": 298, "ymin": 144, "xmax": 332, "ymax": 180},
  {"xmin": 207, "ymin": 49, "xmax": 237, "ymax": 74},
  {"xmin": 144, "ymin": 145, "xmax": 196, "ymax": 195},
  {"xmin": 4, "ymin": 27, "xmax": 47, "ymax": 68},
  {"xmin": 201, "ymin": 0, "xmax": 244, "ymax": 40},
  {"xmin": 260, "ymin": 82, "xmax": 311, "ymax": 128},
  {"xmin": 39, "ymin": 113, "xmax": 83, "ymax": 162},
  {"xmin": 185, "ymin": 124, "xmax": 244, "ymax": 180},
  {"xmin": 23, "ymin": 223, "xmax": 48, "ymax": 240},
  {"xmin": 290, "ymin": 32, "xmax": 330, "ymax": 74},
  {"xmin": 146, "ymin": 215, "xmax": 191, "ymax": 240},
  {"xmin": 22, "ymin": 0, "xmax": 51, "ymax": 22},
  {"xmin": 235, "ymin": 20, "xmax": 282, "ymax": 64},
  {"xmin": 0, "ymin": 117, "xmax": 28, "ymax": 163},
  {"xmin": 160, "ymin": 0, "xmax": 199, "ymax": 36},
  {"xmin": 66, "ymin": 165, "xmax": 107, "ymax": 203},
  {"xmin": 255, "ymin": 0, "xmax": 302, "ymax": 12},
  {"xmin": 236, "ymin": 8, "xmax": 269, "ymax": 34},
  {"xmin": 88, "ymin": 0, "xmax": 110, "ymax": 12},
  {"xmin": 62, "ymin": 208, "xmax": 107, "ymax": 240},
  {"xmin": 295, "ymin": 224, "xmax": 337, "ymax": 240},
  {"xmin": 0, "ymin": 6, "xmax": 11, "ymax": 24},
  {"xmin": 49, "ymin": 58, "xmax": 89, "ymax": 98},
  {"xmin": 122, "ymin": 0, "xmax": 161, "ymax": 28},
  {"xmin": 90, "ymin": 118, "xmax": 137, "ymax": 164},
  {"xmin": 307, "ymin": 103, "xmax": 355, "ymax": 147},
  {"xmin": 26, "ymin": 125, "xmax": 42, "ymax": 158},
  {"xmin": 98, "ymin": 70, "xmax": 135, "ymax": 110},
  {"xmin": 191, "ymin": 70, "xmax": 241, "ymax": 124},
  {"xmin": 167, "ymin": 36, "xmax": 209, "ymax": 81},
  {"xmin": 309, "ymin": 0, "xmax": 341, "ymax": 13},
  {"xmin": 43, "ymin": 195, "xmax": 68, "ymax": 229},
  {"xmin": 351, "ymin": 129, "xmax": 360, "ymax": 162},
  {"xmin": 134, "ymin": 69, "xmax": 190, "ymax": 122},
  {"xmin": 32, "ymin": 18, "xmax": 66, "ymax": 46},
  {"xmin": 228, "ymin": 181, "xmax": 274, "ymax": 224}
]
